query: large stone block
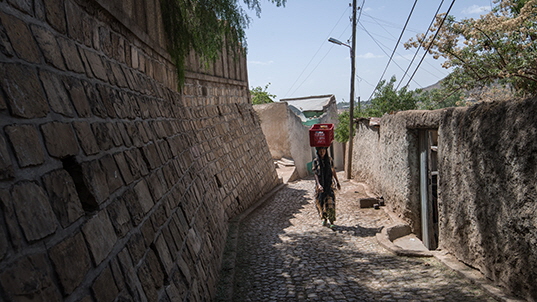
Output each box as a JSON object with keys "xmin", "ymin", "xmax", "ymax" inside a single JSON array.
[
  {"xmin": 0, "ymin": 134, "xmax": 14, "ymax": 180},
  {"xmin": 154, "ymin": 234, "xmax": 174, "ymax": 274},
  {"xmin": 11, "ymin": 181, "xmax": 58, "ymax": 241},
  {"xmin": 121, "ymin": 188, "xmax": 144, "ymax": 226},
  {"xmin": 0, "ymin": 63, "xmax": 49, "ymax": 118},
  {"xmin": 133, "ymin": 179, "xmax": 154, "ymax": 214},
  {"xmin": 31, "ymin": 24, "xmax": 65, "ymax": 70},
  {"xmin": 99, "ymin": 154, "xmax": 124, "ymax": 194},
  {"xmin": 0, "ymin": 253, "xmax": 62, "ymax": 301},
  {"xmin": 42, "ymin": 169, "xmax": 84, "ymax": 227},
  {"xmin": 113, "ymin": 152, "xmax": 135, "ymax": 185},
  {"xmin": 57, "ymin": 36, "xmax": 85, "ymax": 73},
  {"xmin": 0, "ymin": 189, "xmax": 25, "ymax": 250},
  {"xmin": 137, "ymin": 250, "xmax": 164, "ymax": 302},
  {"xmin": 73, "ymin": 121, "xmax": 100, "ymax": 155},
  {"xmin": 43, "ymin": 0, "xmax": 66, "ymax": 33},
  {"xmin": 5, "ymin": 124, "xmax": 45, "ymax": 167},
  {"xmin": 91, "ymin": 267, "xmax": 119, "ymax": 302},
  {"xmin": 82, "ymin": 210, "xmax": 118, "ymax": 265},
  {"xmin": 64, "ymin": 78, "xmax": 91, "ymax": 117},
  {"xmin": 41, "ymin": 121, "xmax": 79, "ymax": 158},
  {"xmin": 117, "ymin": 248, "xmax": 145, "ymax": 300},
  {"xmin": 84, "ymin": 49, "xmax": 108, "ymax": 81},
  {"xmin": 91, "ymin": 122, "xmax": 114, "ymax": 151},
  {"xmin": 107, "ymin": 195, "xmax": 132, "ymax": 238},
  {"xmin": 126, "ymin": 231, "xmax": 146, "ymax": 264},
  {"xmin": 0, "ymin": 11, "xmax": 40, "ymax": 63},
  {"xmin": 49, "ymin": 232, "xmax": 92, "ymax": 294},
  {"xmin": 39, "ymin": 70, "xmax": 75, "ymax": 117},
  {"xmin": 81, "ymin": 159, "xmax": 109, "ymax": 204},
  {"xmin": 146, "ymin": 170, "xmax": 166, "ymax": 202},
  {"xmin": 0, "ymin": 223, "xmax": 6, "ymax": 261}
]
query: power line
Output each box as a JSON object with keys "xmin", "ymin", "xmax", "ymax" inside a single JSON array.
[
  {"xmin": 396, "ymin": 0, "xmax": 445, "ymax": 90},
  {"xmin": 403, "ymin": 0, "xmax": 457, "ymax": 88},
  {"xmin": 283, "ymin": 6, "xmax": 350, "ymax": 98},
  {"xmin": 358, "ymin": 22, "xmax": 421, "ymax": 87},
  {"xmin": 367, "ymin": 0, "xmax": 419, "ymax": 101}
]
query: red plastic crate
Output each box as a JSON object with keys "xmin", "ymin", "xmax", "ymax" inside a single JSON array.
[{"xmin": 309, "ymin": 124, "xmax": 334, "ymax": 147}]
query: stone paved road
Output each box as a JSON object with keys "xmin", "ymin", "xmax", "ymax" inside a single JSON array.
[{"xmin": 226, "ymin": 174, "xmax": 498, "ymax": 301}]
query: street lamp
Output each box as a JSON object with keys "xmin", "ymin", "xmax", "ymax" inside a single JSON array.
[
  {"xmin": 328, "ymin": 0, "xmax": 357, "ymax": 180},
  {"xmin": 328, "ymin": 37, "xmax": 347, "ymax": 46}
]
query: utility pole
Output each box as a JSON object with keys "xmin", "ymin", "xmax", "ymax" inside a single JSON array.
[{"xmin": 346, "ymin": 0, "xmax": 357, "ymax": 180}]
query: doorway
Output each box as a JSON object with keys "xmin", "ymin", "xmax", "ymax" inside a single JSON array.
[{"xmin": 419, "ymin": 129, "xmax": 439, "ymax": 250}]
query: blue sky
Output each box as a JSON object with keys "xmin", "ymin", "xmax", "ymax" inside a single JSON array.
[{"xmin": 244, "ymin": 0, "xmax": 493, "ymax": 103}]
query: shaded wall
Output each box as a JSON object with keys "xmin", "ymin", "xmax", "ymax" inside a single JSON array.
[
  {"xmin": 0, "ymin": 0, "xmax": 278, "ymax": 301},
  {"xmin": 254, "ymin": 102, "xmax": 311, "ymax": 179},
  {"xmin": 352, "ymin": 110, "xmax": 442, "ymax": 235},
  {"xmin": 438, "ymin": 99, "xmax": 537, "ymax": 300},
  {"xmin": 351, "ymin": 101, "xmax": 537, "ymax": 300}
]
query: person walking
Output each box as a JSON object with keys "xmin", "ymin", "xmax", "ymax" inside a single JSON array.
[{"xmin": 313, "ymin": 146, "xmax": 340, "ymax": 227}]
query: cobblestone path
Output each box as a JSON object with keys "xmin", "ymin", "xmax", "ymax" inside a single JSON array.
[{"xmin": 228, "ymin": 175, "xmax": 498, "ymax": 301}]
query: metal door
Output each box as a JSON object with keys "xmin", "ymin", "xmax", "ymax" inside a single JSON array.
[{"xmin": 419, "ymin": 129, "xmax": 439, "ymax": 250}]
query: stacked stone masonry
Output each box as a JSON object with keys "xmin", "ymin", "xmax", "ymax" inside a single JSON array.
[{"xmin": 0, "ymin": 0, "xmax": 279, "ymax": 301}]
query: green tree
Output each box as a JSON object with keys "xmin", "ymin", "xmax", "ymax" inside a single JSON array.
[
  {"xmin": 334, "ymin": 110, "xmax": 351, "ymax": 143},
  {"xmin": 415, "ymin": 88, "xmax": 463, "ymax": 110},
  {"xmin": 160, "ymin": 0, "xmax": 286, "ymax": 88},
  {"xmin": 405, "ymin": 0, "xmax": 537, "ymax": 96},
  {"xmin": 250, "ymin": 83, "xmax": 276, "ymax": 104},
  {"xmin": 364, "ymin": 76, "xmax": 418, "ymax": 117}
]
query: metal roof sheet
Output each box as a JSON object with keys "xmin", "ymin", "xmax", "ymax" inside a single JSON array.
[{"xmin": 280, "ymin": 95, "xmax": 335, "ymax": 112}]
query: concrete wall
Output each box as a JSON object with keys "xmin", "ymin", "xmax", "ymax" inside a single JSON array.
[
  {"xmin": 286, "ymin": 107, "xmax": 312, "ymax": 179},
  {"xmin": 254, "ymin": 102, "xmax": 311, "ymax": 178},
  {"xmin": 351, "ymin": 101, "xmax": 537, "ymax": 300},
  {"xmin": 255, "ymin": 102, "xmax": 291, "ymax": 159},
  {"xmin": 438, "ymin": 99, "xmax": 537, "ymax": 300},
  {"xmin": 0, "ymin": 1, "xmax": 278, "ymax": 301}
]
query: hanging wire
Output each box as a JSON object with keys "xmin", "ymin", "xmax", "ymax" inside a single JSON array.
[
  {"xmin": 396, "ymin": 0, "xmax": 445, "ymax": 90},
  {"xmin": 403, "ymin": 0, "xmax": 457, "ymax": 88},
  {"xmin": 283, "ymin": 6, "xmax": 350, "ymax": 98},
  {"xmin": 366, "ymin": 0, "xmax": 419, "ymax": 101}
]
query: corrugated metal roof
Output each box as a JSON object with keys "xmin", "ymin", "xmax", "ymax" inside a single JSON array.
[{"xmin": 280, "ymin": 95, "xmax": 335, "ymax": 112}]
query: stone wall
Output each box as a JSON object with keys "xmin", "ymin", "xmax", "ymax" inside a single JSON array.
[
  {"xmin": 439, "ymin": 99, "xmax": 537, "ymax": 300},
  {"xmin": 352, "ymin": 110, "xmax": 442, "ymax": 235},
  {"xmin": 351, "ymin": 102, "xmax": 537, "ymax": 300},
  {"xmin": 254, "ymin": 102, "xmax": 311, "ymax": 179},
  {"xmin": 0, "ymin": 0, "xmax": 279, "ymax": 301}
]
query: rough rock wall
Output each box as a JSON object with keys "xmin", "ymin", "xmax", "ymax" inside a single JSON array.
[
  {"xmin": 0, "ymin": 0, "xmax": 279, "ymax": 301},
  {"xmin": 439, "ymin": 99, "xmax": 537, "ymax": 300},
  {"xmin": 352, "ymin": 110, "xmax": 441, "ymax": 234},
  {"xmin": 352, "ymin": 103, "xmax": 536, "ymax": 300}
]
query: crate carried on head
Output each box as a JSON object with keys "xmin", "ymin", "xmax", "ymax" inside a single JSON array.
[{"xmin": 309, "ymin": 124, "xmax": 334, "ymax": 147}]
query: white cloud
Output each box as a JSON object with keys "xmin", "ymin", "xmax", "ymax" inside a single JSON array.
[
  {"xmin": 248, "ymin": 60, "xmax": 274, "ymax": 66},
  {"xmin": 357, "ymin": 52, "xmax": 383, "ymax": 59},
  {"xmin": 462, "ymin": 5, "xmax": 490, "ymax": 15}
]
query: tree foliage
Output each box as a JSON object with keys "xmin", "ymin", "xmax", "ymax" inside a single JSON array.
[
  {"xmin": 405, "ymin": 0, "xmax": 537, "ymax": 96},
  {"xmin": 415, "ymin": 88, "xmax": 462, "ymax": 110},
  {"xmin": 364, "ymin": 76, "xmax": 418, "ymax": 117},
  {"xmin": 250, "ymin": 83, "xmax": 276, "ymax": 104},
  {"xmin": 334, "ymin": 110, "xmax": 351, "ymax": 143},
  {"xmin": 160, "ymin": 0, "xmax": 286, "ymax": 88}
]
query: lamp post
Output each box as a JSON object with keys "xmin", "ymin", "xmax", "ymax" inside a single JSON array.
[{"xmin": 328, "ymin": 0, "xmax": 357, "ymax": 180}]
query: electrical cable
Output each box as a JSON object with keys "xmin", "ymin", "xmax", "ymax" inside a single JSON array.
[
  {"xmin": 367, "ymin": 0, "xmax": 419, "ymax": 101},
  {"xmin": 283, "ymin": 6, "xmax": 350, "ymax": 98},
  {"xmin": 358, "ymin": 22, "xmax": 421, "ymax": 87},
  {"xmin": 396, "ymin": 0, "xmax": 445, "ymax": 90},
  {"xmin": 403, "ymin": 0, "xmax": 457, "ymax": 88}
]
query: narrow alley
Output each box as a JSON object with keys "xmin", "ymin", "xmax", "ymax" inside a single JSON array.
[{"xmin": 217, "ymin": 173, "xmax": 499, "ymax": 301}]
